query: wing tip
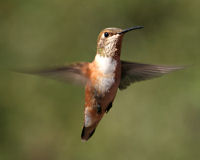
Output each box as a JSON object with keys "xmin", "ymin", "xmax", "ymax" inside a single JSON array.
[{"xmin": 119, "ymin": 61, "xmax": 187, "ymax": 90}]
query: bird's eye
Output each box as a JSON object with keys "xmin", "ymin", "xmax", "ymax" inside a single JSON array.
[{"xmin": 104, "ymin": 32, "xmax": 109, "ymax": 38}]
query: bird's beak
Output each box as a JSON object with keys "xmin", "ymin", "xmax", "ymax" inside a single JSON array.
[{"xmin": 118, "ymin": 26, "xmax": 144, "ymax": 34}]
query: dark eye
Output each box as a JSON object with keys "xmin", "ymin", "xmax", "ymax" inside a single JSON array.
[{"xmin": 104, "ymin": 32, "xmax": 109, "ymax": 37}]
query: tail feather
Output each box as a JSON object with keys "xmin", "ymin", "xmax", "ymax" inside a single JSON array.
[{"xmin": 81, "ymin": 126, "xmax": 96, "ymax": 141}]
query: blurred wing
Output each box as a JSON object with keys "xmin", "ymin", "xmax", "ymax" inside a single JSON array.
[
  {"xmin": 19, "ymin": 62, "xmax": 90, "ymax": 85},
  {"xmin": 119, "ymin": 60, "xmax": 184, "ymax": 90}
]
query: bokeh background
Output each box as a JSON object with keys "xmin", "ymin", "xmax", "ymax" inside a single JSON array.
[{"xmin": 0, "ymin": 0, "xmax": 200, "ymax": 160}]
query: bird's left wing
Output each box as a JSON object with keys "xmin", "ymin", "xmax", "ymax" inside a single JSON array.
[
  {"xmin": 119, "ymin": 60, "xmax": 184, "ymax": 90},
  {"xmin": 18, "ymin": 62, "xmax": 90, "ymax": 85}
]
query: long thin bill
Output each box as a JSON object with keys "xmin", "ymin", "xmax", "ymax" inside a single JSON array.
[{"xmin": 118, "ymin": 26, "xmax": 144, "ymax": 34}]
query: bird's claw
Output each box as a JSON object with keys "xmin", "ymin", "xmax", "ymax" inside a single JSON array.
[{"xmin": 96, "ymin": 104, "xmax": 102, "ymax": 114}]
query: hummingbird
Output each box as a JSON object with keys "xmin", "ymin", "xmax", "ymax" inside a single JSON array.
[{"xmin": 22, "ymin": 26, "xmax": 183, "ymax": 141}]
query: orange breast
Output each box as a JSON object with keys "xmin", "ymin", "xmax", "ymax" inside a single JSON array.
[{"xmin": 84, "ymin": 60, "xmax": 121, "ymax": 108}]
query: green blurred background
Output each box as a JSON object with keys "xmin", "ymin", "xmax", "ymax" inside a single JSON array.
[{"xmin": 0, "ymin": 0, "xmax": 200, "ymax": 160}]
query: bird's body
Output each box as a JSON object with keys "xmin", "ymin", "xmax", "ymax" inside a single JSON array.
[
  {"xmin": 82, "ymin": 54, "xmax": 121, "ymax": 140},
  {"xmin": 22, "ymin": 26, "xmax": 183, "ymax": 141}
]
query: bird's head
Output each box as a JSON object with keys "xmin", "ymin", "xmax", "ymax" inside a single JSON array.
[{"xmin": 97, "ymin": 26, "xmax": 144, "ymax": 58}]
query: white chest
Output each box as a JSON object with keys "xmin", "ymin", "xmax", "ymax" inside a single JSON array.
[
  {"xmin": 94, "ymin": 54, "xmax": 117, "ymax": 93},
  {"xmin": 95, "ymin": 54, "xmax": 117, "ymax": 74}
]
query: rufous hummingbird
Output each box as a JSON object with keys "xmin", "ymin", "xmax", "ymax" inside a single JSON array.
[{"xmin": 21, "ymin": 26, "xmax": 183, "ymax": 141}]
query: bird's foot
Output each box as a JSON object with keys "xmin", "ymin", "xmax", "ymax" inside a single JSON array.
[
  {"xmin": 106, "ymin": 102, "xmax": 113, "ymax": 113},
  {"xmin": 96, "ymin": 104, "xmax": 102, "ymax": 114}
]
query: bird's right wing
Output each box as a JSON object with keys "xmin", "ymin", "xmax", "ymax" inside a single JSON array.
[
  {"xmin": 119, "ymin": 61, "xmax": 184, "ymax": 90},
  {"xmin": 18, "ymin": 62, "xmax": 90, "ymax": 86}
]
